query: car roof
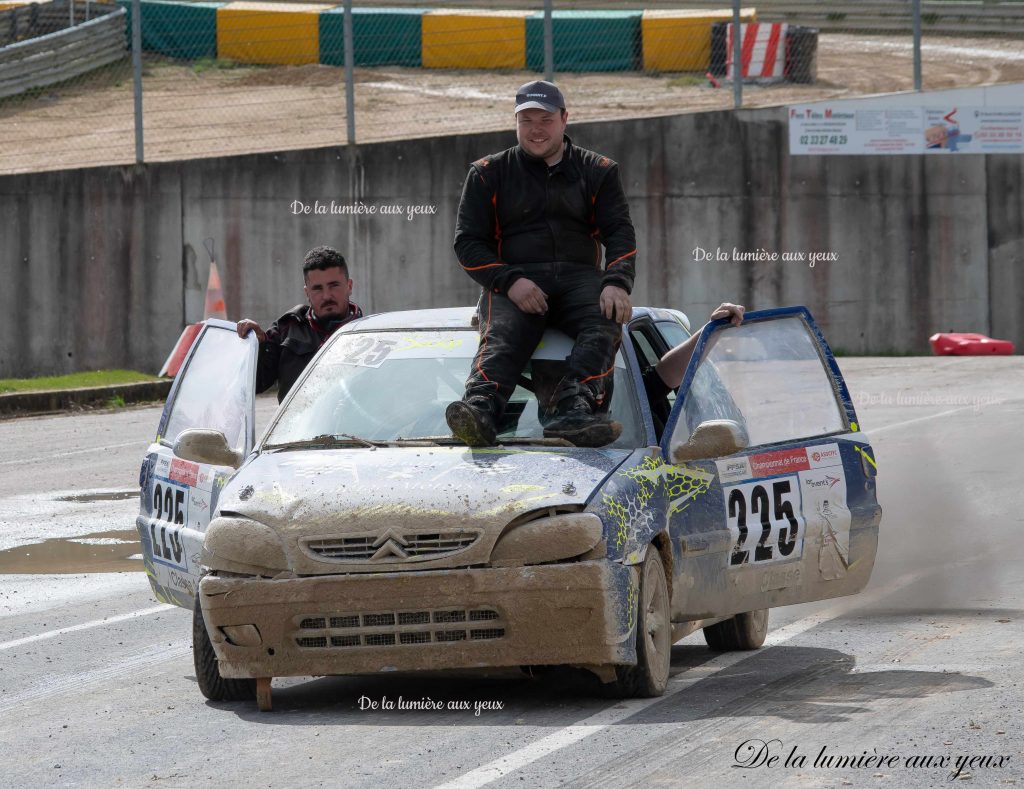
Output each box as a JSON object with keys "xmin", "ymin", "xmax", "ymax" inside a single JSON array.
[{"xmin": 342, "ymin": 306, "xmax": 689, "ymax": 332}]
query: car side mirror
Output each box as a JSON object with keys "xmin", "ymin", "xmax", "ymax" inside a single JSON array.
[
  {"xmin": 173, "ymin": 428, "xmax": 243, "ymax": 469},
  {"xmin": 670, "ymin": 419, "xmax": 749, "ymax": 463}
]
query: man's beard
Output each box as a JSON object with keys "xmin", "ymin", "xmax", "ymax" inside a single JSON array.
[{"xmin": 314, "ymin": 302, "xmax": 343, "ymax": 319}]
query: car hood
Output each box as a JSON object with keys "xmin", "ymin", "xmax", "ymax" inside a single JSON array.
[{"xmin": 216, "ymin": 445, "xmax": 630, "ymax": 573}]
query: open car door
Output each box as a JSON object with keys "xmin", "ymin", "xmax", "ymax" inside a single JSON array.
[
  {"xmin": 660, "ymin": 307, "xmax": 881, "ymax": 620},
  {"xmin": 136, "ymin": 320, "xmax": 257, "ymax": 609}
]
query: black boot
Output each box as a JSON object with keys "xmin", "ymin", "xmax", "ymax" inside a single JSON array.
[
  {"xmin": 446, "ymin": 400, "xmax": 497, "ymax": 447},
  {"xmin": 543, "ymin": 393, "xmax": 622, "ymax": 447}
]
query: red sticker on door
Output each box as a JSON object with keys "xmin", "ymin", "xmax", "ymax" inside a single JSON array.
[
  {"xmin": 169, "ymin": 458, "xmax": 199, "ymax": 487},
  {"xmin": 748, "ymin": 448, "xmax": 809, "ymax": 477}
]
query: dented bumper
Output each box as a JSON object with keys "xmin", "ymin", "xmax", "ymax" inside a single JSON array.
[{"xmin": 200, "ymin": 561, "xmax": 636, "ymax": 679}]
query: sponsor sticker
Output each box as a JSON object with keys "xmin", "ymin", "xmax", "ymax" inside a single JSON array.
[
  {"xmin": 716, "ymin": 456, "xmax": 752, "ymax": 484},
  {"xmin": 798, "ymin": 466, "xmax": 852, "ymax": 577},
  {"xmin": 749, "ymin": 448, "xmax": 810, "ymax": 477},
  {"xmin": 807, "ymin": 443, "xmax": 842, "ymax": 469},
  {"xmin": 194, "ymin": 467, "xmax": 214, "ymax": 493},
  {"xmin": 169, "ymin": 458, "xmax": 199, "ymax": 487}
]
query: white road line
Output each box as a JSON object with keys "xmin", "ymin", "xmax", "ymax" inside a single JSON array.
[
  {"xmin": 433, "ymin": 561, "xmax": 970, "ymax": 789},
  {"xmin": 863, "ymin": 397, "xmax": 1021, "ymax": 437},
  {"xmin": 0, "ymin": 604, "xmax": 174, "ymax": 651},
  {"xmin": 0, "ymin": 641, "xmax": 189, "ymax": 714},
  {"xmin": 0, "ymin": 440, "xmax": 145, "ymax": 466},
  {"xmin": 839, "ymin": 38, "xmax": 1024, "ymax": 62},
  {"xmin": 849, "ymin": 664, "xmax": 1000, "ymax": 674},
  {"xmin": 864, "ymin": 406, "xmax": 973, "ymax": 436}
]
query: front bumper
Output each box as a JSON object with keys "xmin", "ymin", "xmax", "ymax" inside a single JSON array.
[{"xmin": 200, "ymin": 561, "xmax": 636, "ymax": 679}]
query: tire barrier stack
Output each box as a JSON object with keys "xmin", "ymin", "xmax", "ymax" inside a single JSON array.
[{"xmin": 709, "ymin": 20, "xmax": 817, "ymax": 84}]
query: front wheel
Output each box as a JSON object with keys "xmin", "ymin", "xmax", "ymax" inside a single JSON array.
[
  {"xmin": 703, "ymin": 608, "xmax": 769, "ymax": 652},
  {"xmin": 610, "ymin": 547, "xmax": 672, "ymax": 697},
  {"xmin": 193, "ymin": 590, "xmax": 256, "ymax": 701}
]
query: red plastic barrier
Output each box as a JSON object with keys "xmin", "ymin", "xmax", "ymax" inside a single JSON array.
[
  {"xmin": 929, "ymin": 332, "xmax": 1015, "ymax": 356},
  {"xmin": 159, "ymin": 323, "xmax": 204, "ymax": 377}
]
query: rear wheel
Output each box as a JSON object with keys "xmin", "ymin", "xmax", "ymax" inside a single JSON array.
[
  {"xmin": 703, "ymin": 608, "xmax": 769, "ymax": 651},
  {"xmin": 193, "ymin": 591, "xmax": 256, "ymax": 701},
  {"xmin": 611, "ymin": 547, "xmax": 671, "ymax": 697}
]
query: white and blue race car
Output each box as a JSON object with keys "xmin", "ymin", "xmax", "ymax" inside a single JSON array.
[{"xmin": 136, "ymin": 305, "xmax": 881, "ymax": 709}]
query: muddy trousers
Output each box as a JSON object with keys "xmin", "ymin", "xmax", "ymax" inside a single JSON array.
[{"xmin": 462, "ymin": 262, "xmax": 621, "ymax": 422}]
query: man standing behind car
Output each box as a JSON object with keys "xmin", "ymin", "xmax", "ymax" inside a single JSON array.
[
  {"xmin": 236, "ymin": 245, "xmax": 363, "ymax": 402},
  {"xmin": 446, "ymin": 80, "xmax": 637, "ymax": 448}
]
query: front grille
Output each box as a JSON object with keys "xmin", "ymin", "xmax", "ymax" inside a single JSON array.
[
  {"xmin": 293, "ymin": 607, "xmax": 505, "ymax": 649},
  {"xmin": 303, "ymin": 530, "xmax": 480, "ymax": 561}
]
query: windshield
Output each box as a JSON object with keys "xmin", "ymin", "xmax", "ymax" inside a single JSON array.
[{"xmin": 264, "ymin": 329, "xmax": 643, "ymax": 448}]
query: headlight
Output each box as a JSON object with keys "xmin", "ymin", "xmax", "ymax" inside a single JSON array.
[
  {"xmin": 490, "ymin": 512, "xmax": 604, "ymax": 567},
  {"xmin": 202, "ymin": 515, "xmax": 288, "ymax": 576}
]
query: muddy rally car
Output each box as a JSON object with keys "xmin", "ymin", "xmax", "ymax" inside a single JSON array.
[{"xmin": 136, "ymin": 306, "xmax": 880, "ymax": 710}]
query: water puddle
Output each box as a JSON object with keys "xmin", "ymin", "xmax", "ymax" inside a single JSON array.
[
  {"xmin": 56, "ymin": 490, "xmax": 138, "ymax": 503},
  {"xmin": 0, "ymin": 529, "xmax": 141, "ymax": 574}
]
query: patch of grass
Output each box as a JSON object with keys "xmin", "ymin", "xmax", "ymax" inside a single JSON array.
[
  {"xmin": 192, "ymin": 57, "xmax": 241, "ymax": 75},
  {"xmin": 106, "ymin": 394, "xmax": 127, "ymax": 409},
  {"xmin": 0, "ymin": 369, "xmax": 159, "ymax": 394},
  {"xmin": 668, "ymin": 74, "xmax": 707, "ymax": 88}
]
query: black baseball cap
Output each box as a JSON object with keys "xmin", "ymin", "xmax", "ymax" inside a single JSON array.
[{"xmin": 515, "ymin": 80, "xmax": 565, "ymax": 114}]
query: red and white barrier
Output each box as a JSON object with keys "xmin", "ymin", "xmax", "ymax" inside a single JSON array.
[
  {"xmin": 726, "ymin": 22, "xmax": 788, "ymax": 83},
  {"xmin": 929, "ymin": 332, "xmax": 1015, "ymax": 356}
]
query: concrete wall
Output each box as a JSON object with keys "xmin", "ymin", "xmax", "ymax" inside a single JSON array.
[{"xmin": 1, "ymin": 107, "xmax": 1020, "ymax": 377}]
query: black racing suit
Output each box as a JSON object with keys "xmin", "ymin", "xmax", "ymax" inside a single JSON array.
[
  {"xmin": 453, "ymin": 135, "xmax": 637, "ymax": 422},
  {"xmin": 255, "ymin": 302, "xmax": 363, "ymax": 402}
]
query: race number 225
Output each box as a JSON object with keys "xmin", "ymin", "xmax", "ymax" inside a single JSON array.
[{"xmin": 724, "ymin": 477, "xmax": 805, "ymax": 566}]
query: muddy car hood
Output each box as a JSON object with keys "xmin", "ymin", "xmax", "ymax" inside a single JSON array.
[{"xmin": 216, "ymin": 446, "xmax": 630, "ymax": 573}]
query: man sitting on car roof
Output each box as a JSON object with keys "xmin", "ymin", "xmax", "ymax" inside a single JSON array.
[{"xmin": 446, "ymin": 80, "xmax": 637, "ymax": 448}]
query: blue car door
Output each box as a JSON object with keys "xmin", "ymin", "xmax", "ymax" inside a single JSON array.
[
  {"xmin": 136, "ymin": 320, "xmax": 257, "ymax": 609},
  {"xmin": 659, "ymin": 307, "xmax": 881, "ymax": 620}
]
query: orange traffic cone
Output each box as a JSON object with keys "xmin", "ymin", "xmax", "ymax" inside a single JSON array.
[
  {"xmin": 158, "ymin": 323, "xmax": 204, "ymax": 377},
  {"xmin": 204, "ymin": 260, "xmax": 227, "ymax": 320}
]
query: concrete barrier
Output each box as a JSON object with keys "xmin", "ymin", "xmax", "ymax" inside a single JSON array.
[
  {"xmin": 0, "ymin": 106, "xmax": 1019, "ymax": 378},
  {"xmin": 115, "ymin": 0, "xmax": 223, "ymax": 60},
  {"xmin": 641, "ymin": 8, "xmax": 756, "ymax": 73},
  {"xmin": 216, "ymin": 0, "xmax": 329, "ymax": 65},
  {"xmin": 421, "ymin": 9, "xmax": 528, "ymax": 70}
]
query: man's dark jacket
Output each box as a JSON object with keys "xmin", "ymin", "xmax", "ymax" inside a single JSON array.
[
  {"xmin": 256, "ymin": 302, "xmax": 362, "ymax": 402},
  {"xmin": 454, "ymin": 134, "xmax": 637, "ymax": 296}
]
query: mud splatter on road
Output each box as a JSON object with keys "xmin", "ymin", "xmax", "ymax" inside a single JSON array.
[{"xmin": 0, "ymin": 530, "xmax": 141, "ymax": 574}]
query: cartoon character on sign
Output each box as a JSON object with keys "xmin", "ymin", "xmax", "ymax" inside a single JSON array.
[
  {"xmin": 817, "ymin": 498, "xmax": 849, "ymax": 580},
  {"xmin": 925, "ymin": 115, "xmax": 972, "ymax": 152}
]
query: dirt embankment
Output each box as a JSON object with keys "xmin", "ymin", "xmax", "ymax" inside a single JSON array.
[{"xmin": 2, "ymin": 34, "xmax": 1023, "ymax": 174}]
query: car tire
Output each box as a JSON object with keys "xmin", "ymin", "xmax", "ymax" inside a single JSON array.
[
  {"xmin": 193, "ymin": 590, "xmax": 256, "ymax": 701},
  {"xmin": 702, "ymin": 608, "xmax": 769, "ymax": 652},
  {"xmin": 610, "ymin": 547, "xmax": 671, "ymax": 698}
]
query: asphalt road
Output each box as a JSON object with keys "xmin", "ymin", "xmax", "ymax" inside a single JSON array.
[{"xmin": 1, "ymin": 358, "xmax": 1022, "ymax": 788}]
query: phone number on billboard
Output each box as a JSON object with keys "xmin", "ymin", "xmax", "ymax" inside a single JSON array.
[{"xmin": 799, "ymin": 135, "xmax": 849, "ymax": 145}]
